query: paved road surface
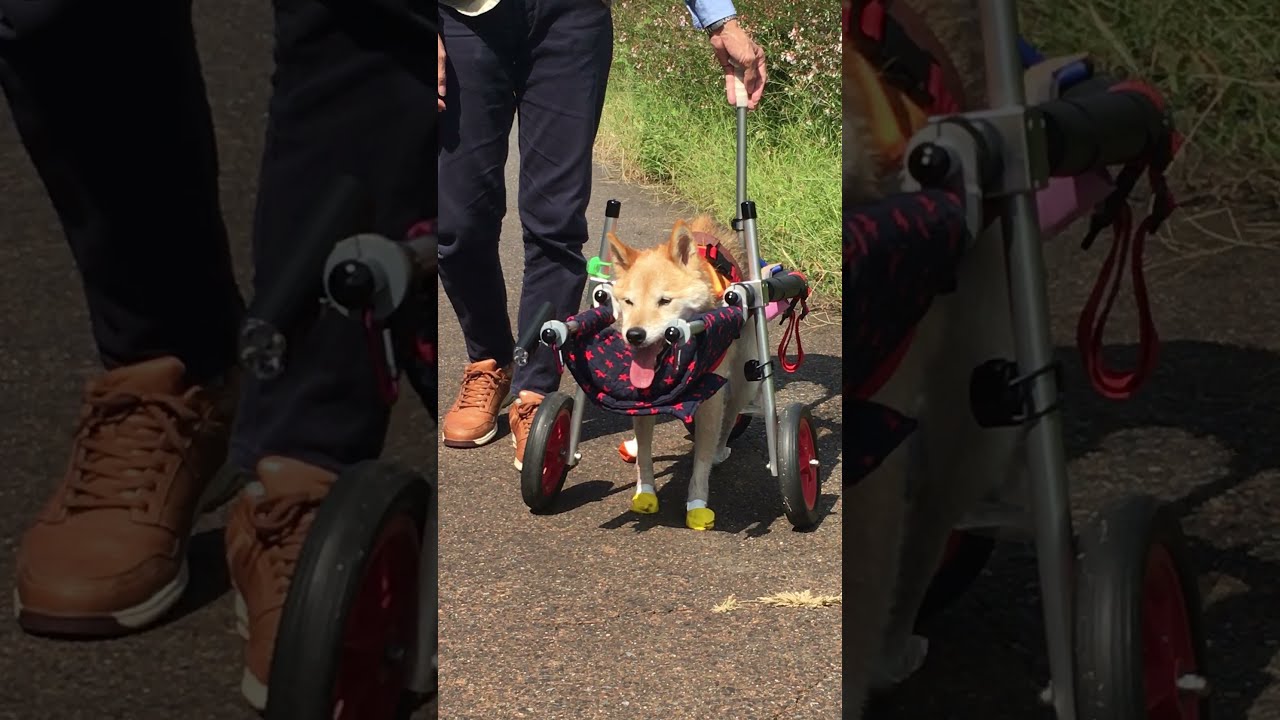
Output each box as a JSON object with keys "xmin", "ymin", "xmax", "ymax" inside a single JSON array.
[
  {"xmin": 867, "ymin": 213, "xmax": 1280, "ymax": 719},
  {"xmin": 434, "ymin": 125, "xmax": 844, "ymax": 718}
]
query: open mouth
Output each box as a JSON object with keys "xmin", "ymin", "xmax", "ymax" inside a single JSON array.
[{"xmin": 629, "ymin": 342, "xmax": 669, "ymax": 389}]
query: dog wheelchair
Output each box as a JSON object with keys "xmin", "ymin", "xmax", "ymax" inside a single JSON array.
[
  {"xmin": 844, "ymin": 1, "xmax": 1207, "ymax": 717},
  {"xmin": 514, "ymin": 73, "xmax": 823, "ymax": 530},
  {"xmin": 236, "ymin": 177, "xmax": 438, "ymax": 719}
]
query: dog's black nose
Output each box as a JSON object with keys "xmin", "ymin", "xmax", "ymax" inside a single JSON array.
[{"xmin": 625, "ymin": 327, "xmax": 646, "ymax": 345}]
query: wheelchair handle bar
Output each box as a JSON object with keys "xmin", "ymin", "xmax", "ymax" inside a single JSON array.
[
  {"xmin": 761, "ymin": 270, "xmax": 809, "ymax": 303},
  {"xmin": 1039, "ymin": 76, "xmax": 1174, "ymax": 177}
]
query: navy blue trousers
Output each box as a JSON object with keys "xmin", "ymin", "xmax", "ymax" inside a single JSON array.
[
  {"xmin": 0, "ymin": 0, "xmax": 435, "ymax": 472},
  {"xmin": 437, "ymin": 0, "xmax": 612, "ymax": 395}
]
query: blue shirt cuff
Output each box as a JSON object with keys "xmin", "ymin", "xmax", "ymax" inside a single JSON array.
[{"xmin": 684, "ymin": 0, "xmax": 736, "ymax": 30}]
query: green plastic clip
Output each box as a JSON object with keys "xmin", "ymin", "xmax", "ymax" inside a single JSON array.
[{"xmin": 587, "ymin": 255, "xmax": 611, "ymax": 280}]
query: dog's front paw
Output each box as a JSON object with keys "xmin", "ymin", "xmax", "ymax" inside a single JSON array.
[
  {"xmin": 685, "ymin": 507, "xmax": 715, "ymax": 530},
  {"xmin": 630, "ymin": 491, "xmax": 659, "ymax": 514},
  {"xmin": 870, "ymin": 635, "xmax": 929, "ymax": 689}
]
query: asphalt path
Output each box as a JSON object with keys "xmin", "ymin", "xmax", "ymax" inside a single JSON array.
[
  {"xmin": 866, "ymin": 211, "xmax": 1280, "ymax": 719},
  {"xmin": 434, "ymin": 124, "xmax": 844, "ymax": 719}
]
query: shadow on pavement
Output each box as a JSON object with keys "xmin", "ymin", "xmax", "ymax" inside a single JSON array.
[
  {"xmin": 873, "ymin": 339, "xmax": 1280, "ymax": 718},
  {"xmin": 161, "ymin": 528, "xmax": 231, "ymax": 631},
  {"xmin": 580, "ymin": 351, "xmax": 842, "ymax": 535}
]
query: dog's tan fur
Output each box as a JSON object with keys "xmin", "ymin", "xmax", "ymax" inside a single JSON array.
[
  {"xmin": 606, "ymin": 216, "xmax": 741, "ymax": 341},
  {"xmin": 606, "ymin": 215, "xmax": 759, "ymax": 529},
  {"xmin": 843, "ymin": 2, "xmax": 1024, "ymax": 717}
]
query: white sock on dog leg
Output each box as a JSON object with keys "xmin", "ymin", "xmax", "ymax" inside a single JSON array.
[
  {"xmin": 635, "ymin": 484, "xmax": 655, "ymax": 497},
  {"xmin": 686, "ymin": 499, "xmax": 707, "ymax": 511},
  {"xmin": 871, "ymin": 635, "xmax": 929, "ymax": 689}
]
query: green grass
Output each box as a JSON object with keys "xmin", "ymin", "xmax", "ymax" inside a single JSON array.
[
  {"xmin": 595, "ymin": 2, "xmax": 841, "ymax": 302},
  {"xmin": 596, "ymin": 78, "xmax": 840, "ymax": 300},
  {"xmin": 1021, "ymin": 0, "xmax": 1280, "ymax": 202},
  {"xmin": 596, "ymin": 0, "xmax": 1280, "ymax": 305}
]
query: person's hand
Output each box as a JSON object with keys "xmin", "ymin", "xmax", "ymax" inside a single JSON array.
[
  {"xmin": 437, "ymin": 34, "xmax": 447, "ymax": 111},
  {"xmin": 708, "ymin": 19, "xmax": 766, "ymax": 110}
]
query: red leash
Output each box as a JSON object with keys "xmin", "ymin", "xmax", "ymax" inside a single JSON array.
[
  {"xmin": 1075, "ymin": 81, "xmax": 1181, "ymax": 400},
  {"xmin": 1075, "ymin": 201, "xmax": 1160, "ymax": 399},
  {"xmin": 777, "ymin": 281, "xmax": 810, "ymax": 373}
]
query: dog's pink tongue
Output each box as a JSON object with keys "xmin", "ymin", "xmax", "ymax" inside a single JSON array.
[{"xmin": 630, "ymin": 344, "xmax": 661, "ymax": 389}]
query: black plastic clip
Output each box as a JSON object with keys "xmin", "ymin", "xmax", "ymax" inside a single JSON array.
[
  {"xmin": 970, "ymin": 358, "xmax": 1063, "ymax": 427},
  {"xmin": 1080, "ymin": 165, "xmax": 1142, "ymax": 251},
  {"xmin": 778, "ymin": 294, "xmax": 808, "ymax": 325},
  {"xmin": 745, "ymin": 358, "xmax": 772, "ymax": 382}
]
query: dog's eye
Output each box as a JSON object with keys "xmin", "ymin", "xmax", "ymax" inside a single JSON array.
[
  {"xmin": 621, "ymin": 298, "xmax": 633, "ymax": 306},
  {"xmin": 657, "ymin": 297, "xmax": 672, "ymax": 306}
]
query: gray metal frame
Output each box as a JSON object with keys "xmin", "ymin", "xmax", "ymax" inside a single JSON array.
[
  {"xmin": 979, "ymin": 5, "xmax": 1077, "ymax": 715},
  {"xmin": 896, "ymin": 2, "xmax": 1079, "ymax": 715},
  {"xmin": 538, "ymin": 70, "xmax": 788, "ymax": 478}
]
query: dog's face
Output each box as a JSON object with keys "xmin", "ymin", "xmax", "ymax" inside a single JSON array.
[{"xmin": 606, "ymin": 221, "xmax": 718, "ymax": 388}]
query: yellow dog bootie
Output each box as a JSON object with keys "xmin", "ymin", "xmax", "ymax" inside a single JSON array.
[
  {"xmin": 685, "ymin": 507, "xmax": 715, "ymax": 531},
  {"xmin": 631, "ymin": 487, "xmax": 659, "ymax": 514}
]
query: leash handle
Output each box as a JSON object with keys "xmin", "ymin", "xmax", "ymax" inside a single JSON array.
[
  {"xmin": 1075, "ymin": 203, "xmax": 1159, "ymax": 399},
  {"xmin": 778, "ymin": 296, "xmax": 807, "ymax": 373}
]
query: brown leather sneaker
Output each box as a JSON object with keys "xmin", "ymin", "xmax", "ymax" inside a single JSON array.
[
  {"xmin": 441, "ymin": 359, "xmax": 512, "ymax": 448},
  {"xmin": 225, "ymin": 456, "xmax": 335, "ymax": 711},
  {"xmin": 13, "ymin": 356, "xmax": 235, "ymax": 637},
  {"xmin": 508, "ymin": 390, "xmax": 544, "ymax": 471}
]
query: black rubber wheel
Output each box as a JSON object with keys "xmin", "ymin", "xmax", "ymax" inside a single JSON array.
[
  {"xmin": 1075, "ymin": 495, "xmax": 1210, "ymax": 720},
  {"xmin": 777, "ymin": 402, "xmax": 821, "ymax": 529},
  {"xmin": 265, "ymin": 460, "xmax": 433, "ymax": 720},
  {"xmin": 519, "ymin": 391, "xmax": 574, "ymax": 513},
  {"xmin": 914, "ymin": 530, "xmax": 996, "ymax": 628}
]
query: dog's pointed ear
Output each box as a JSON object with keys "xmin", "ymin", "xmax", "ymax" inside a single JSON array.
[
  {"xmin": 667, "ymin": 220, "xmax": 697, "ymax": 267},
  {"xmin": 607, "ymin": 232, "xmax": 637, "ymax": 272}
]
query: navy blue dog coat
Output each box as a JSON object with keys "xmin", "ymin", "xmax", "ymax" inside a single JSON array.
[
  {"xmin": 560, "ymin": 305, "xmax": 745, "ymax": 423},
  {"xmin": 843, "ymin": 190, "xmax": 971, "ymax": 486}
]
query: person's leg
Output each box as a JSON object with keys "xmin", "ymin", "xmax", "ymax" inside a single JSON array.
[
  {"xmin": 436, "ymin": 3, "xmax": 522, "ymax": 448},
  {"xmin": 506, "ymin": 0, "xmax": 613, "ymax": 466},
  {"xmin": 223, "ymin": 0, "xmax": 434, "ymax": 710},
  {"xmin": 0, "ymin": 1, "xmax": 243, "ymax": 379},
  {"xmin": 227, "ymin": 0, "xmax": 434, "ymax": 474},
  {"xmin": 2, "ymin": 0, "xmax": 244, "ymax": 637}
]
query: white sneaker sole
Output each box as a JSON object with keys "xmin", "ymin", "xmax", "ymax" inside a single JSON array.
[
  {"xmin": 14, "ymin": 560, "xmax": 190, "ymax": 635},
  {"xmin": 232, "ymin": 589, "xmax": 268, "ymax": 710}
]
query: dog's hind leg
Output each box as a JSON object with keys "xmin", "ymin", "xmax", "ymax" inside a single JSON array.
[
  {"xmin": 686, "ymin": 392, "xmax": 726, "ymax": 530},
  {"xmin": 714, "ymin": 320, "xmax": 761, "ymax": 465},
  {"xmin": 879, "ymin": 233, "xmax": 1021, "ymax": 685},
  {"xmin": 843, "ymin": 442, "xmax": 911, "ymax": 719},
  {"xmin": 630, "ymin": 415, "xmax": 659, "ymax": 515},
  {"xmin": 881, "ymin": 417, "xmax": 1022, "ymax": 666}
]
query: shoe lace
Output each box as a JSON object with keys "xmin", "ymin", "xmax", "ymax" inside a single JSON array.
[
  {"xmin": 512, "ymin": 398, "xmax": 539, "ymax": 438},
  {"xmin": 454, "ymin": 367, "xmax": 501, "ymax": 410},
  {"xmin": 249, "ymin": 492, "xmax": 324, "ymax": 595},
  {"xmin": 65, "ymin": 389, "xmax": 200, "ymax": 511}
]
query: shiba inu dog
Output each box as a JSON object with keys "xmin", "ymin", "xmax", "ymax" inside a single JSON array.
[
  {"xmin": 605, "ymin": 216, "xmax": 757, "ymax": 532},
  {"xmin": 842, "ymin": 1, "xmax": 1026, "ymax": 717}
]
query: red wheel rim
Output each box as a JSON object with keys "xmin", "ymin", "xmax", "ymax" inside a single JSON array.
[
  {"xmin": 797, "ymin": 417, "xmax": 818, "ymax": 510},
  {"xmin": 332, "ymin": 514, "xmax": 421, "ymax": 719},
  {"xmin": 541, "ymin": 409, "xmax": 571, "ymax": 498},
  {"xmin": 1142, "ymin": 544, "xmax": 1200, "ymax": 719}
]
